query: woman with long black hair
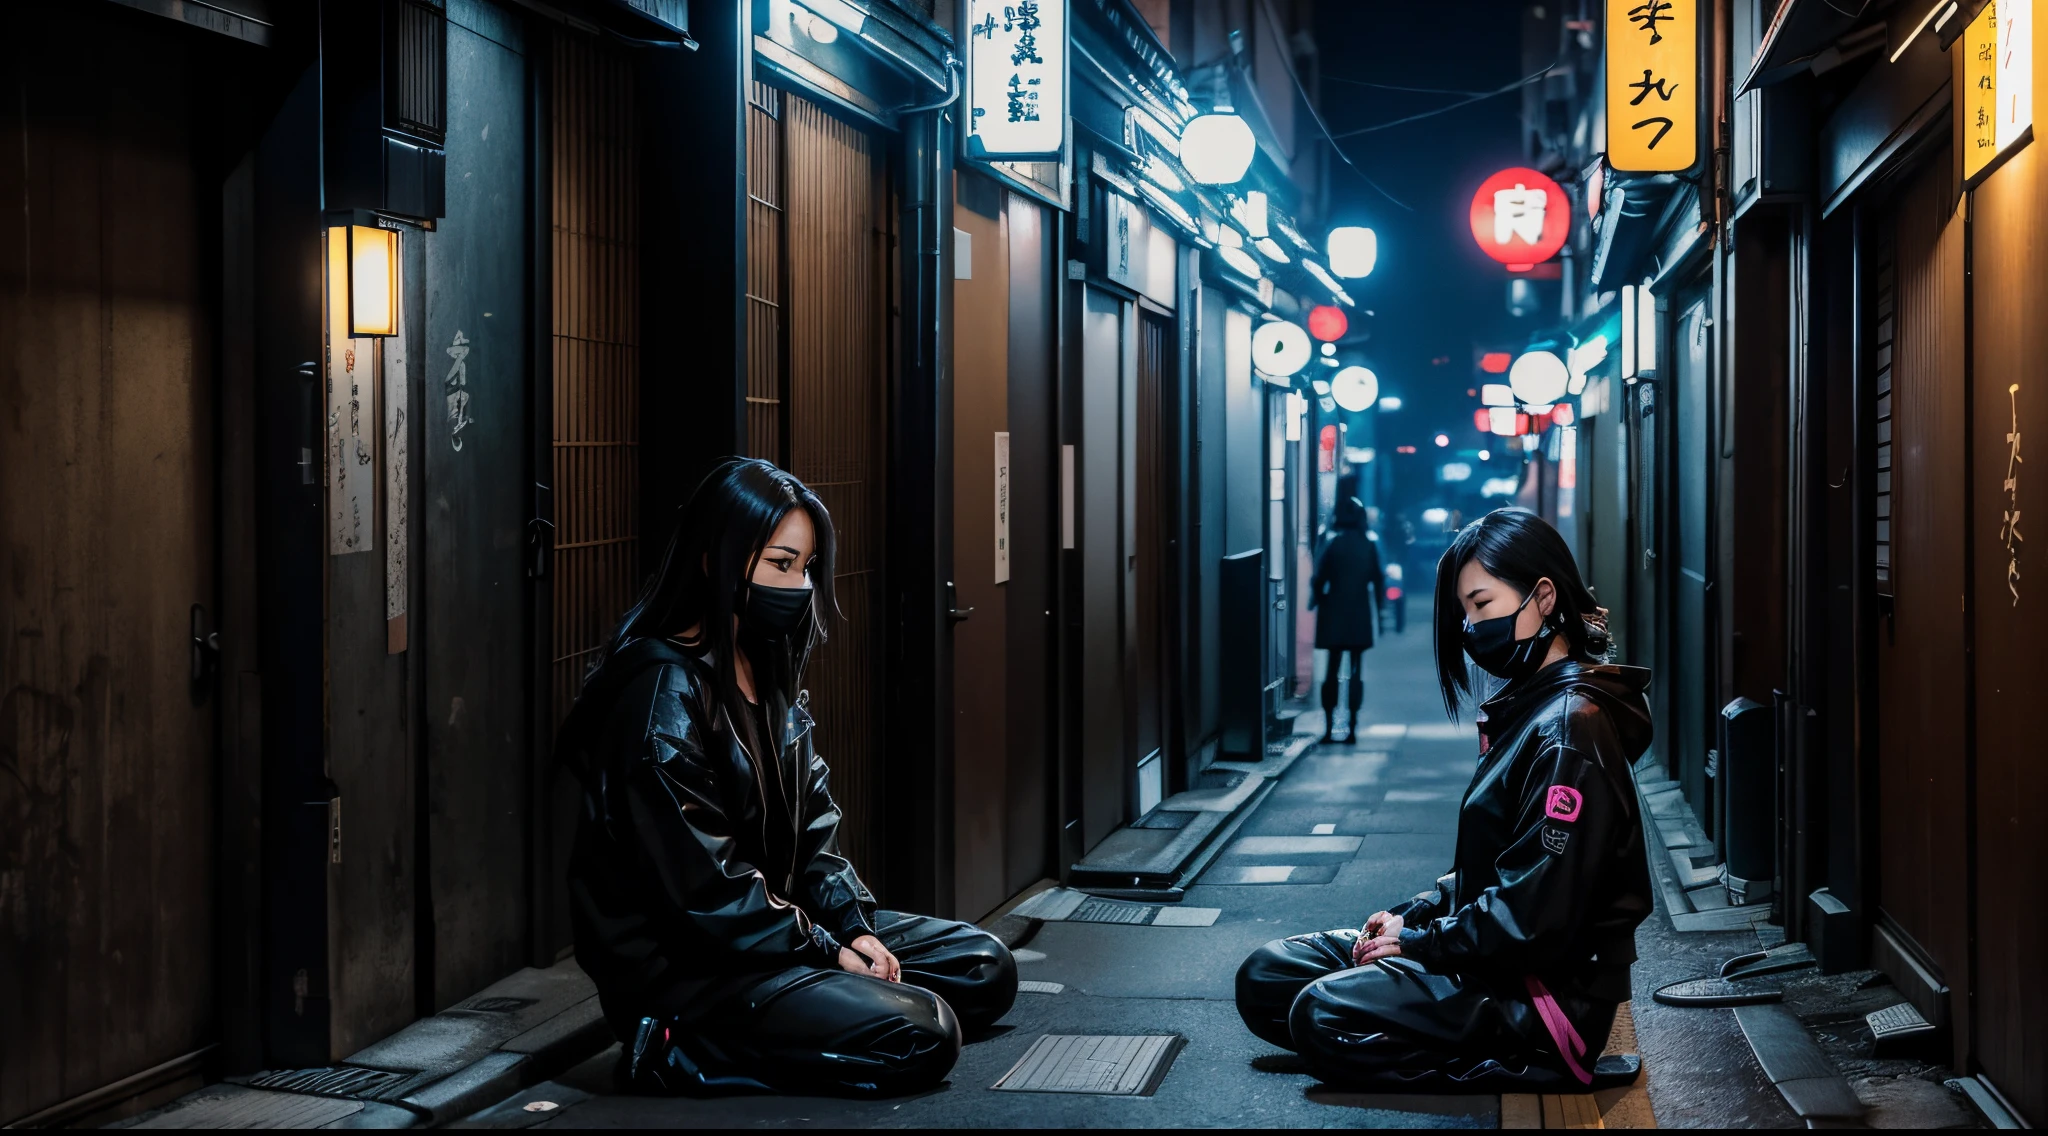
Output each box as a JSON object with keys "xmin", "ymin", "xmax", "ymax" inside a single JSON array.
[
  {"xmin": 556, "ymin": 459, "xmax": 1016, "ymax": 1097},
  {"xmin": 1234, "ymin": 509, "xmax": 1653, "ymax": 1091}
]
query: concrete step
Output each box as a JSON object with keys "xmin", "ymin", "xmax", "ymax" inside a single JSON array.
[
  {"xmin": 124, "ymin": 960, "xmax": 611, "ymax": 1129},
  {"xmin": 1069, "ymin": 734, "xmax": 1314, "ymax": 892}
]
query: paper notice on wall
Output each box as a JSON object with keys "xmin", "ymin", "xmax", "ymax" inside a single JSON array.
[
  {"xmin": 326, "ymin": 228, "xmax": 376, "ymax": 555},
  {"xmin": 384, "ymin": 328, "xmax": 410, "ymax": 652},
  {"xmin": 995, "ymin": 431, "xmax": 1011, "ymax": 584}
]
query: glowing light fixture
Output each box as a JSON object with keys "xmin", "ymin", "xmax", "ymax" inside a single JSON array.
[
  {"xmin": 1481, "ymin": 383, "xmax": 1515, "ymax": 407},
  {"xmin": 800, "ymin": 0, "xmax": 868, "ymax": 33},
  {"xmin": 1232, "ymin": 190, "xmax": 1270, "ymax": 238},
  {"xmin": 1478, "ymin": 449, "xmax": 1491, "ymax": 461},
  {"xmin": 1508, "ymin": 350, "xmax": 1569, "ymax": 405},
  {"xmin": 1422, "ymin": 507, "xmax": 1450, "ymax": 526},
  {"xmin": 1215, "ymin": 225, "xmax": 1262, "ymax": 279},
  {"xmin": 1377, "ymin": 396, "xmax": 1402, "ymax": 411},
  {"xmin": 1307, "ymin": 304, "xmax": 1348, "ymax": 342},
  {"xmin": 1481, "ymin": 476, "xmax": 1521, "ymax": 496},
  {"xmin": 796, "ymin": 9, "xmax": 839, "ymax": 41},
  {"xmin": 1567, "ymin": 333, "xmax": 1608, "ymax": 395},
  {"xmin": 1434, "ymin": 433, "xmax": 1451, "ymax": 447},
  {"xmin": 1331, "ymin": 365, "xmax": 1379, "ymax": 412},
  {"xmin": 1326, "ymin": 226, "xmax": 1377, "ymax": 278},
  {"xmin": 1442, "ymin": 462, "xmax": 1472, "ymax": 482},
  {"xmin": 1319, "ymin": 342, "xmax": 1337, "ymax": 358},
  {"xmin": 331, "ymin": 224, "xmax": 400, "ymax": 338},
  {"xmin": 1312, "ymin": 378, "xmax": 1332, "ymax": 395},
  {"xmin": 1251, "ymin": 320, "xmax": 1312, "ymax": 378},
  {"xmin": 1552, "ymin": 402, "xmax": 1576, "ymax": 426},
  {"xmin": 1489, "ymin": 407, "xmax": 1519, "ymax": 436},
  {"xmin": 1479, "ymin": 351, "xmax": 1513, "ymax": 373},
  {"xmin": 1180, "ymin": 112, "xmax": 1256, "ymax": 184},
  {"xmin": 1254, "ymin": 236, "xmax": 1291, "ymax": 263}
]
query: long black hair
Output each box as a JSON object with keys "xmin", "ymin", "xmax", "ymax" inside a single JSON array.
[
  {"xmin": 1432, "ymin": 508, "xmax": 1609, "ymax": 716},
  {"xmin": 599, "ymin": 458, "xmax": 836, "ymax": 749}
]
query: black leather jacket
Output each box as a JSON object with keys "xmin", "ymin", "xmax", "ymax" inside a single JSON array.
[
  {"xmin": 558, "ymin": 638, "xmax": 878, "ymax": 1033},
  {"xmin": 1390, "ymin": 661, "xmax": 1655, "ymax": 1001}
]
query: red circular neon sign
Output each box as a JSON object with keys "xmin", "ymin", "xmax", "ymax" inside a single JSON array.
[
  {"xmin": 1469, "ymin": 167, "xmax": 1570, "ymax": 270},
  {"xmin": 1307, "ymin": 305, "xmax": 1348, "ymax": 342}
]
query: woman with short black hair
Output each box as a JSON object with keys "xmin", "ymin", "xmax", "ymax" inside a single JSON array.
[
  {"xmin": 557, "ymin": 458, "xmax": 1016, "ymax": 1098},
  {"xmin": 1234, "ymin": 508, "xmax": 1654, "ymax": 1091}
]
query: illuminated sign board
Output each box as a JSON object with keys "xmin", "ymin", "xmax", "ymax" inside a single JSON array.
[
  {"xmin": 1469, "ymin": 167, "xmax": 1570, "ymax": 270},
  {"xmin": 1606, "ymin": 0, "xmax": 1698, "ymax": 172},
  {"xmin": 966, "ymin": 0, "xmax": 1068, "ymax": 159},
  {"xmin": 1963, "ymin": 0, "xmax": 2033, "ymax": 183}
]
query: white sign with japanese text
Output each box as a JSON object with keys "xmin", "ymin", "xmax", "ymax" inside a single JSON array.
[
  {"xmin": 995, "ymin": 431, "xmax": 1011, "ymax": 584},
  {"xmin": 966, "ymin": 0, "xmax": 1067, "ymax": 159}
]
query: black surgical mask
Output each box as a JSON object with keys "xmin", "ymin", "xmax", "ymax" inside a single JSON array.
[
  {"xmin": 742, "ymin": 581, "xmax": 814, "ymax": 644},
  {"xmin": 1463, "ymin": 586, "xmax": 1558, "ymax": 681}
]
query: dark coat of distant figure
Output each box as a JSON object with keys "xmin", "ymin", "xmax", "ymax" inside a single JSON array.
[{"xmin": 1311, "ymin": 498, "xmax": 1384, "ymax": 650}]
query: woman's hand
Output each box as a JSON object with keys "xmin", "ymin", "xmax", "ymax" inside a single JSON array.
[
  {"xmin": 839, "ymin": 934, "xmax": 901, "ymax": 981},
  {"xmin": 1351, "ymin": 911, "xmax": 1404, "ymax": 965}
]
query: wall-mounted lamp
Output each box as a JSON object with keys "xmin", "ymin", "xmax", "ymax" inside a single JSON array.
[{"xmin": 330, "ymin": 224, "xmax": 401, "ymax": 338}]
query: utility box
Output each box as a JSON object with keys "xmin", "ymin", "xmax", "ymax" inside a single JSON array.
[
  {"xmin": 1718, "ymin": 696, "xmax": 1776, "ymax": 905},
  {"xmin": 1219, "ymin": 550, "xmax": 1267, "ymax": 760},
  {"xmin": 323, "ymin": 0, "xmax": 449, "ymax": 220}
]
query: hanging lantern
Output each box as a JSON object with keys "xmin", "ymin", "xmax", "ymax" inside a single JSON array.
[
  {"xmin": 1326, "ymin": 226, "xmax": 1377, "ymax": 278},
  {"xmin": 1307, "ymin": 304, "xmax": 1349, "ymax": 342},
  {"xmin": 1469, "ymin": 167, "xmax": 1570, "ymax": 271},
  {"xmin": 1180, "ymin": 113, "xmax": 1256, "ymax": 185},
  {"xmin": 1331, "ymin": 365, "xmax": 1379, "ymax": 412},
  {"xmin": 1508, "ymin": 350, "xmax": 1569, "ymax": 405}
]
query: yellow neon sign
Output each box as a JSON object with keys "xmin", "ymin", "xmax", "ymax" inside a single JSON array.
[{"xmin": 1606, "ymin": 0, "xmax": 1698, "ymax": 172}]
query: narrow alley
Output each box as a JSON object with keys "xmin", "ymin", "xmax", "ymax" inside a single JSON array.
[{"xmin": 7, "ymin": 0, "xmax": 2047, "ymax": 1129}]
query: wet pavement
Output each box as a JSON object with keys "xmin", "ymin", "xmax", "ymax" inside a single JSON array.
[{"xmin": 452, "ymin": 623, "xmax": 1532, "ymax": 1129}]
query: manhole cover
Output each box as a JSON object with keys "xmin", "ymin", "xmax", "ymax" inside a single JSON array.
[
  {"xmin": 993, "ymin": 1034, "xmax": 1184, "ymax": 1095},
  {"xmin": 245, "ymin": 1065, "xmax": 410, "ymax": 1100}
]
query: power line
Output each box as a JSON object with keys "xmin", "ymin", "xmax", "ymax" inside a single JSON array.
[
  {"xmin": 1328, "ymin": 57, "xmax": 1559, "ymax": 139},
  {"xmin": 1252, "ymin": 0, "xmax": 1414, "ymax": 211}
]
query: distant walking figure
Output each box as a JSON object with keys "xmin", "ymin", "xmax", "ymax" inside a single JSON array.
[{"xmin": 1310, "ymin": 495, "xmax": 1384, "ymax": 744}]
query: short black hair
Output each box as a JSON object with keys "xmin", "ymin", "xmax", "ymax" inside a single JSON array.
[{"xmin": 1432, "ymin": 508, "xmax": 1609, "ymax": 717}]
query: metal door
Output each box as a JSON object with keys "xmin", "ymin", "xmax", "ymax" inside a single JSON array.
[
  {"xmin": 0, "ymin": 12, "xmax": 220, "ymax": 1119},
  {"xmin": 1870, "ymin": 153, "xmax": 1970, "ymax": 1068},
  {"xmin": 1079, "ymin": 286, "xmax": 1128, "ymax": 846},
  {"xmin": 1673, "ymin": 297, "xmax": 1712, "ymax": 819},
  {"xmin": 950, "ymin": 174, "xmax": 1010, "ymax": 919},
  {"xmin": 421, "ymin": 0, "xmax": 534, "ymax": 1008},
  {"xmin": 1133, "ymin": 312, "xmax": 1171, "ymax": 809},
  {"xmin": 1003, "ymin": 193, "xmax": 1056, "ymax": 896}
]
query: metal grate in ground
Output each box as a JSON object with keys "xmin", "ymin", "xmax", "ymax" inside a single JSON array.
[
  {"xmin": 992, "ymin": 1034, "xmax": 1184, "ymax": 1096},
  {"xmin": 243, "ymin": 1065, "xmax": 411, "ymax": 1100}
]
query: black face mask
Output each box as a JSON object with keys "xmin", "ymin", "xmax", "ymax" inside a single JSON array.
[
  {"xmin": 741, "ymin": 581, "xmax": 814, "ymax": 645},
  {"xmin": 1463, "ymin": 585, "xmax": 1558, "ymax": 681},
  {"xmin": 736, "ymin": 581, "xmax": 814, "ymax": 710}
]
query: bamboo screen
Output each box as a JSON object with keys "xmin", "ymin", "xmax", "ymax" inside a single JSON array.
[
  {"xmin": 549, "ymin": 36, "xmax": 641, "ymax": 727},
  {"xmin": 748, "ymin": 87, "xmax": 891, "ymax": 891}
]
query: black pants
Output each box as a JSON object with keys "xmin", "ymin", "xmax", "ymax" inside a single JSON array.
[
  {"xmin": 1321, "ymin": 648, "xmax": 1366, "ymax": 728},
  {"xmin": 1235, "ymin": 929, "xmax": 1617, "ymax": 1092},
  {"xmin": 624, "ymin": 911, "xmax": 1017, "ymax": 1098}
]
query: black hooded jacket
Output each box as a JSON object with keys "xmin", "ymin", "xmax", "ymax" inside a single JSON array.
[
  {"xmin": 1389, "ymin": 661, "xmax": 1655, "ymax": 1001},
  {"xmin": 557, "ymin": 638, "xmax": 878, "ymax": 1034}
]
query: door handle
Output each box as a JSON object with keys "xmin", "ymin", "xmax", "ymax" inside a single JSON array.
[
  {"xmin": 190, "ymin": 603, "xmax": 221, "ymax": 700},
  {"xmin": 945, "ymin": 581, "xmax": 974, "ymax": 623}
]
